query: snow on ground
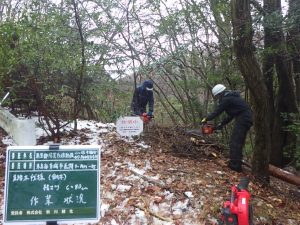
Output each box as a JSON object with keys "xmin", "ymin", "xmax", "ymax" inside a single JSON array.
[
  {"xmin": 1, "ymin": 118, "xmax": 300, "ymax": 224},
  {"xmin": 1, "ymin": 119, "xmax": 216, "ymax": 225}
]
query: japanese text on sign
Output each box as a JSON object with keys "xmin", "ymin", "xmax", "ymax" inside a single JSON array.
[
  {"xmin": 116, "ymin": 116, "xmax": 143, "ymax": 136},
  {"xmin": 4, "ymin": 146, "xmax": 100, "ymax": 224}
]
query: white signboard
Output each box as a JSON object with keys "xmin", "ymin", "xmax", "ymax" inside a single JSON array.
[{"xmin": 116, "ymin": 116, "xmax": 143, "ymax": 136}]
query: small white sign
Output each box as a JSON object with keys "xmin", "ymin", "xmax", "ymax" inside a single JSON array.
[{"xmin": 116, "ymin": 116, "xmax": 143, "ymax": 136}]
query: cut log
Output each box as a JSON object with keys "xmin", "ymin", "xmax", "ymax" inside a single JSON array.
[
  {"xmin": 268, "ymin": 164, "xmax": 300, "ymax": 187},
  {"xmin": 242, "ymin": 161, "xmax": 300, "ymax": 186}
]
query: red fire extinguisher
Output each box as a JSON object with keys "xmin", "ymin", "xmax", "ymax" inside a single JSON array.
[{"xmin": 219, "ymin": 177, "xmax": 253, "ymax": 225}]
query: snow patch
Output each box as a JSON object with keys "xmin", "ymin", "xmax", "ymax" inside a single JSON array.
[{"xmin": 100, "ymin": 203, "xmax": 110, "ymax": 217}]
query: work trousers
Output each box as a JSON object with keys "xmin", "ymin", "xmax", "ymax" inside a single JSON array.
[
  {"xmin": 229, "ymin": 117, "xmax": 252, "ymax": 166},
  {"xmin": 134, "ymin": 106, "xmax": 146, "ymax": 116}
]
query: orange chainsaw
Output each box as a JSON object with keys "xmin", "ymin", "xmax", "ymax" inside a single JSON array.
[
  {"xmin": 141, "ymin": 113, "xmax": 154, "ymax": 123},
  {"xmin": 201, "ymin": 123, "xmax": 214, "ymax": 135}
]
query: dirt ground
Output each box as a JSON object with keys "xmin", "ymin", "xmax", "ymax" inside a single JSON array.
[{"xmin": 0, "ymin": 125, "xmax": 300, "ymax": 225}]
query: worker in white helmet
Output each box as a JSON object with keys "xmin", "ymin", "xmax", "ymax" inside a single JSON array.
[{"xmin": 201, "ymin": 84, "xmax": 253, "ymax": 172}]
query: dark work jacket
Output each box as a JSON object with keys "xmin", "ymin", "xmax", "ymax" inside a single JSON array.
[
  {"xmin": 206, "ymin": 91, "xmax": 253, "ymax": 127},
  {"xmin": 131, "ymin": 85, "xmax": 154, "ymax": 115}
]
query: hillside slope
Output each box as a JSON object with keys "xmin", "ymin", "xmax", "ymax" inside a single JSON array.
[{"xmin": 0, "ymin": 120, "xmax": 299, "ymax": 224}]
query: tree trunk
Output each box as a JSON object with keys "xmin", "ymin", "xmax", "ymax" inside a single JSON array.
[
  {"xmin": 287, "ymin": 0, "xmax": 300, "ymax": 104},
  {"xmin": 294, "ymin": 61, "xmax": 300, "ymax": 104},
  {"xmin": 231, "ymin": 0, "xmax": 271, "ymax": 181},
  {"xmin": 71, "ymin": 0, "xmax": 86, "ymax": 131},
  {"xmin": 262, "ymin": 30, "xmax": 275, "ymax": 131},
  {"xmin": 272, "ymin": 56, "xmax": 298, "ymax": 166},
  {"xmin": 263, "ymin": 0, "xmax": 299, "ymax": 167}
]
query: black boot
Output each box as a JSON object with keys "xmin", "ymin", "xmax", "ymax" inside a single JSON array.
[{"xmin": 228, "ymin": 160, "xmax": 242, "ymax": 173}]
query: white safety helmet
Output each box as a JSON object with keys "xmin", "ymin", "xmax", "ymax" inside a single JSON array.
[{"xmin": 212, "ymin": 84, "xmax": 226, "ymax": 96}]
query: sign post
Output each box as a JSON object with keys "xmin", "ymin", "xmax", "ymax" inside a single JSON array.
[
  {"xmin": 116, "ymin": 116, "xmax": 143, "ymax": 137},
  {"xmin": 3, "ymin": 145, "xmax": 100, "ymax": 224}
]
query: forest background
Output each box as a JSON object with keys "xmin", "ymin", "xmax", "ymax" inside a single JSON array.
[{"xmin": 0, "ymin": 0, "xmax": 299, "ymax": 182}]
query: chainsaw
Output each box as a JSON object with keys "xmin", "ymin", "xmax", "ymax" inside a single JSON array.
[
  {"xmin": 219, "ymin": 177, "xmax": 253, "ymax": 225},
  {"xmin": 201, "ymin": 122, "xmax": 214, "ymax": 135},
  {"xmin": 185, "ymin": 122, "xmax": 215, "ymax": 136},
  {"xmin": 141, "ymin": 113, "xmax": 154, "ymax": 123}
]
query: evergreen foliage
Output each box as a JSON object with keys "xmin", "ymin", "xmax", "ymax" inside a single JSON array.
[{"xmin": 0, "ymin": 0, "xmax": 299, "ymax": 171}]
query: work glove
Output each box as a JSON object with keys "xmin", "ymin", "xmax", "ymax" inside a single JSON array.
[
  {"xmin": 201, "ymin": 118, "xmax": 207, "ymax": 124},
  {"xmin": 215, "ymin": 123, "xmax": 223, "ymax": 130},
  {"xmin": 147, "ymin": 112, "xmax": 153, "ymax": 118}
]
